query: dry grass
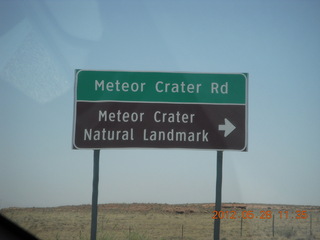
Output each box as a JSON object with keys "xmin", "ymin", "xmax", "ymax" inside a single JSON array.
[{"xmin": 1, "ymin": 203, "xmax": 319, "ymax": 240}]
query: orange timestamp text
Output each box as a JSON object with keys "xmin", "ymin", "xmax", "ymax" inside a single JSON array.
[{"xmin": 212, "ymin": 210, "xmax": 308, "ymax": 220}]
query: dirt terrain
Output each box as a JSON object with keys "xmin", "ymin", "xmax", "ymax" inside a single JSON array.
[{"xmin": 1, "ymin": 203, "xmax": 319, "ymax": 240}]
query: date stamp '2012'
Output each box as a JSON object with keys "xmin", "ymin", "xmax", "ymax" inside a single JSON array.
[{"xmin": 212, "ymin": 210, "xmax": 309, "ymax": 220}]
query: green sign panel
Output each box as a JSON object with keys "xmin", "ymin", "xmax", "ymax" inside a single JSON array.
[
  {"xmin": 76, "ymin": 70, "xmax": 246, "ymax": 104},
  {"xmin": 73, "ymin": 70, "xmax": 248, "ymax": 150}
]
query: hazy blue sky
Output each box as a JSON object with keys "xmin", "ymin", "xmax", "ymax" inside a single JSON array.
[{"xmin": 1, "ymin": 0, "xmax": 320, "ymax": 208}]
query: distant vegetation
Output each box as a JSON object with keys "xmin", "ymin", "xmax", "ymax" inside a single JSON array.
[{"xmin": 1, "ymin": 203, "xmax": 319, "ymax": 240}]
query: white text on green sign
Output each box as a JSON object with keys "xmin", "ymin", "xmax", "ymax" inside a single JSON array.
[{"xmin": 76, "ymin": 71, "xmax": 247, "ymax": 104}]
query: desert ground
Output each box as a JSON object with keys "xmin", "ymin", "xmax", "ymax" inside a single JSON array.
[{"xmin": 1, "ymin": 203, "xmax": 319, "ymax": 240}]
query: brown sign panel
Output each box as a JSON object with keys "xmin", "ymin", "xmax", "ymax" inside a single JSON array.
[{"xmin": 74, "ymin": 102, "xmax": 246, "ymax": 150}]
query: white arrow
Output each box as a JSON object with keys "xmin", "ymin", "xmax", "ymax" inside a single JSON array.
[{"xmin": 218, "ymin": 118, "xmax": 236, "ymax": 137}]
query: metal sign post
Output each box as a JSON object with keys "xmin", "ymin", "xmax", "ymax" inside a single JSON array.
[
  {"xmin": 90, "ymin": 150, "xmax": 100, "ymax": 240},
  {"xmin": 214, "ymin": 151, "xmax": 223, "ymax": 240},
  {"xmin": 72, "ymin": 70, "xmax": 248, "ymax": 240}
]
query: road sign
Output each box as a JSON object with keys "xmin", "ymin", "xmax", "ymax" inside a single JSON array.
[{"xmin": 73, "ymin": 70, "xmax": 248, "ymax": 150}]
